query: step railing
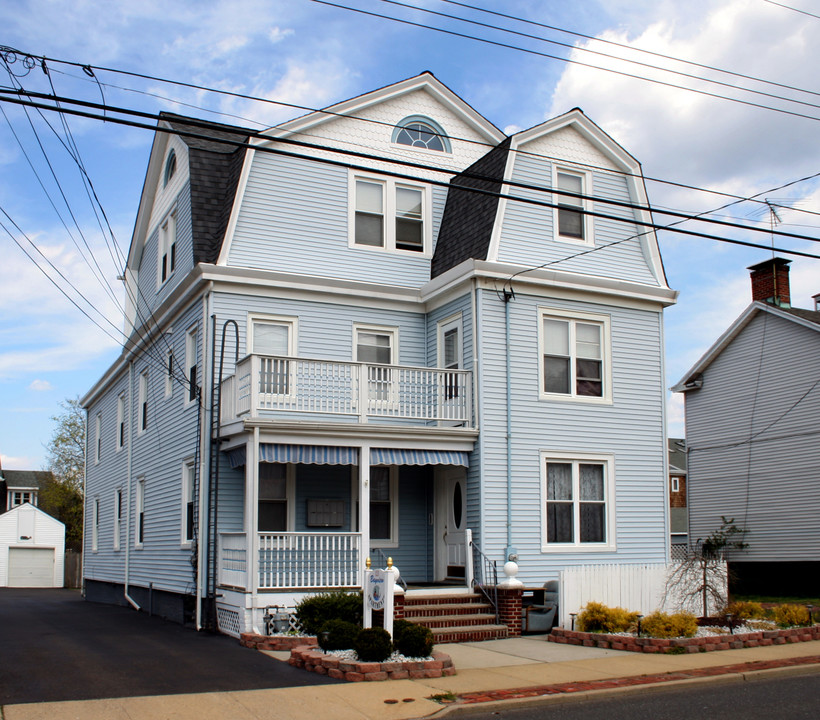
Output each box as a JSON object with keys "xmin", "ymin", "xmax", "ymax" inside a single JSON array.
[
  {"xmin": 371, "ymin": 547, "xmax": 408, "ymax": 591},
  {"xmin": 469, "ymin": 536, "xmax": 499, "ymax": 624}
]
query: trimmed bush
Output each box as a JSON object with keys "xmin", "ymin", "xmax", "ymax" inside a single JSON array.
[
  {"xmin": 318, "ymin": 619, "xmax": 361, "ymax": 651},
  {"xmin": 294, "ymin": 591, "xmax": 363, "ymax": 635},
  {"xmin": 773, "ymin": 604, "xmax": 811, "ymax": 628},
  {"xmin": 576, "ymin": 602, "xmax": 639, "ymax": 633},
  {"xmin": 641, "ymin": 611, "xmax": 698, "ymax": 638},
  {"xmin": 393, "ymin": 620, "xmax": 434, "ymax": 658},
  {"xmin": 723, "ymin": 601, "xmax": 766, "ymax": 622},
  {"xmin": 354, "ymin": 627, "xmax": 394, "ymax": 662}
]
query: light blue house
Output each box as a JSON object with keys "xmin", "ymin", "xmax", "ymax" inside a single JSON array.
[{"xmin": 82, "ymin": 73, "xmax": 677, "ymax": 637}]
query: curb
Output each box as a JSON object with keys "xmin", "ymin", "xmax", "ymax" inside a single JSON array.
[{"xmin": 428, "ymin": 656, "xmax": 820, "ymax": 716}]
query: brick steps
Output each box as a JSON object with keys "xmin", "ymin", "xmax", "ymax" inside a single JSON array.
[{"xmin": 403, "ymin": 591, "xmax": 509, "ymax": 643}]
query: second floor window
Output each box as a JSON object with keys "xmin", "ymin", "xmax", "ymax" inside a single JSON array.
[
  {"xmin": 138, "ymin": 371, "xmax": 149, "ymax": 433},
  {"xmin": 352, "ymin": 175, "xmax": 429, "ymax": 254},
  {"xmin": 116, "ymin": 394, "xmax": 126, "ymax": 450},
  {"xmin": 186, "ymin": 327, "xmax": 198, "ymax": 404}
]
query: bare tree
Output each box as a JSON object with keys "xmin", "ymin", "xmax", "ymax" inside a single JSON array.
[{"xmin": 664, "ymin": 517, "xmax": 749, "ymax": 618}]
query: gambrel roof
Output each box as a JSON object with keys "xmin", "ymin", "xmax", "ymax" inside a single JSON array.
[{"xmin": 672, "ymin": 301, "xmax": 820, "ymax": 393}]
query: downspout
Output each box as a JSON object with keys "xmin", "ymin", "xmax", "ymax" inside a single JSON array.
[
  {"xmin": 196, "ymin": 290, "xmax": 213, "ymax": 631},
  {"xmin": 503, "ymin": 286, "xmax": 516, "ymax": 562},
  {"xmin": 124, "ymin": 360, "xmax": 140, "ymax": 610}
]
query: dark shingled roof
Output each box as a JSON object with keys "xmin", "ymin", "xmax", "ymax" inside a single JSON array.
[
  {"xmin": 161, "ymin": 114, "xmax": 251, "ymax": 265},
  {"xmin": 781, "ymin": 306, "xmax": 820, "ymax": 326},
  {"xmin": 432, "ymin": 138, "xmax": 511, "ymax": 278},
  {"xmin": 0, "ymin": 470, "xmax": 53, "ymax": 514}
]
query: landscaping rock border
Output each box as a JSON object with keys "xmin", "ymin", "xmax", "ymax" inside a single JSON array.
[
  {"xmin": 549, "ymin": 624, "xmax": 820, "ymax": 653},
  {"xmin": 240, "ymin": 632, "xmax": 318, "ymax": 652},
  {"xmin": 289, "ymin": 645, "xmax": 456, "ymax": 682}
]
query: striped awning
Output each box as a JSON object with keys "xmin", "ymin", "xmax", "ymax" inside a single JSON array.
[
  {"xmin": 260, "ymin": 444, "xmax": 358, "ymax": 465},
  {"xmin": 370, "ymin": 448, "xmax": 469, "ymax": 467},
  {"xmin": 226, "ymin": 447, "xmax": 247, "ymax": 468}
]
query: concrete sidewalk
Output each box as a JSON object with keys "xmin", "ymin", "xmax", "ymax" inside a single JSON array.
[{"xmin": 4, "ymin": 636, "xmax": 820, "ymax": 720}]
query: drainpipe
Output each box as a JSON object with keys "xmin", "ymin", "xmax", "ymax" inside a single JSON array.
[
  {"xmin": 503, "ymin": 287, "xmax": 516, "ymax": 563},
  {"xmin": 124, "ymin": 360, "xmax": 140, "ymax": 610}
]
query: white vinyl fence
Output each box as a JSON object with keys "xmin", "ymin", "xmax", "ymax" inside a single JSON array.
[{"xmin": 557, "ymin": 561, "xmax": 727, "ymax": 628}]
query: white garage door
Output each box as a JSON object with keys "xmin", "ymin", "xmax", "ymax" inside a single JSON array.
[{"xmin": 8, "ymin": 547, "xmax": 55, "ymax": 587}]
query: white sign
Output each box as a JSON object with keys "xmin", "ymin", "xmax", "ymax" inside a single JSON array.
[
  {"xmin": 362, "ymin": 566, "xmax": 395, "ymax": 636},
  {"xmin": 367, "ymin": 569, "xmax": 387, "ymax": 610}
]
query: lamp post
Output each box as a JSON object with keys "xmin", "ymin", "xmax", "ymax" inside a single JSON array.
[
  {"xmin": 570, "ymin": 613, "xmax": 577, "ymax": 631},
  {"xmin": 636, "ymin": 614, "xmax": 644, "ymax": 637}
]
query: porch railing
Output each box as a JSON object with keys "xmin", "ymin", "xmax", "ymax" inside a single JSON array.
[
  {"xmin": 222, "ymin": 355, "xmax": 472, "ymax": 426},
  {"xmin": 217, "ymin": 532, "xmax": 248, "ymax": 590},
  {"xmin": 258, "ymin": 532, "xmax": 361, "ymax": 589}
]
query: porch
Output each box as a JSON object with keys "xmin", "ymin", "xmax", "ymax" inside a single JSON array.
[{"xmin": 219, "ymin": 355, "xmax": 473, "ymax": 427}]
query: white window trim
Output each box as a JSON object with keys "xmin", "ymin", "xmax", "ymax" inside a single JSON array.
[
  {"xmin": 157, "ymin": 207, "xmax": 177, "ymax": 289},
  {"xmin": 94, "ymin": 413, "xmax": 102, "ymax": 465},
  {"xmin": 257, "ymin": 463, "xmax": 296, "ymax": 532},
  {"xmin": 553, "ymin": 165, "xmax": 593, "ymax": 246},
  {"xmin": 671, "ymin": 476, "xmax": 680, "ymax": 493},
  {"xmin": 248, "ymin": 314, "xmax": 298, "ymax": 400},
  {"xmin": 348, "ymin": 171, "xmax": 433, "ymax": 257},
  {"xmin": 181, "ymin": 459, "xmax": 196, "ymax": 547},
  {"xmin": 540, "ymin": 451, "xmax": 616, "ymax": 552},
  {"xmin": 368, "ymin": 465, "xmax": 399, "ymax": 549},
  {"xmin": 116, "ymin": 394, "xmax": 126, "ymax": 452},
  {"xmin": 538, "ymin": 307, "xmax": 613, "ymax": 405},
  {"xmin": 135, "ymin": 477, "xmax": 145, "ymax": 549},
  {"xmin": 185, "ymin": 325, "xmax": 198, "ymax": 407},
  {"xmin": 437, "ymin": 313, "xmax": 463, "ymax": 370},
  {"xmin": 92, "ymin": 497, "xmax": 99, "ymax": 553},
  {"xmin": 137, "ymin": 370, "xmax": 149, "ymax": 434},
  {"xmin": 352, "ymin": 324, "xmax": 398, "ymax": 364},
  {"xmin": 113, "ymin": 488, "xmax": 122, "ymax": 552},
  {"xmin": 165, "ymin": 350, "xmax": 174, "ymax": 399}
]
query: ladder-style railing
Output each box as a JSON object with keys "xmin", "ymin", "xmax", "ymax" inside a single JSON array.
[{"xmin": 469, "ymin": 536, "xmax": 499, "ymax": 624}]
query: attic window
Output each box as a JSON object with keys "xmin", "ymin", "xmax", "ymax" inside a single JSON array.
[
  {"xmin": 392, "ymin": 116, "xmax": 450, "ymax": 152},
  {"xmin": 164, "ymin": 149, "xmax": 177, "ymax": 187}
]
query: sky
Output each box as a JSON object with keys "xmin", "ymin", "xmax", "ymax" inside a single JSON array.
[{"xmin": 1, "ymin": 0, "xmax": 819, "ymax": 470}]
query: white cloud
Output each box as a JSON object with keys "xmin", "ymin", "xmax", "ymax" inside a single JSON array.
[
  {"xmin": 667, "ymin": 392, "xmax": 685, "ymax": 438},
  {"xmin": 0, "ymin": 454, "xmax": 38, "ymax": 470},
  {"xmin": 269, "ymin": 27, "xmax": 295, "ymax": 44},
  {"xmin": 28, "ymin": 379, "xmax": 54, "ymax": 391}
]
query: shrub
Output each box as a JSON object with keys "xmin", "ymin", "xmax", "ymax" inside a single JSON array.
[
  {"xmin": 354, "ymin": 627, "xmax": 394, "ymax": 662},
  {"xmin": 722, "ymin": 601, "xmax": 766, "ymax": 622},
  {"xmin": 773, "ymin": 604, "xmax": 811, "ymax": 628},
  {"xmin": 294, "ymin": 591, "xmax": 362, "ymax": 635},
  {"xmin": 576, "ymin": 602, "xmax": 639, "ymax": 633},
  {"xmin": 393, "ymin": 620, "xmax": 434, "ymax": 658},
  {"xmin": 317, "ymin": 619, "xmax": 360, "ymax": 651},
  {"xmin": 640, "ymin": 611, "xmax": 698, "ymax": 638}
]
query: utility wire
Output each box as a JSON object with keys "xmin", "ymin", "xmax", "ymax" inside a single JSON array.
[
  {"xmin": 7, "ymin": 46, "xmax": 820, "ymax": 221},
  {"xmin": 378, "ymin": 0, "xmax": 820, "ymax": 114},
  {"xmin": 312, "ymin": 0, "xmax": 820, "ymax": 124},
  {"xmin": 3, "ymin": 88, "xmax": 819, "ymax": 251},
  {"xmin": 763, "ymin": 0, "xmax": 820, "ymax": 21},
  {"xmin": 442, "ymin": 0, "xmax": 820, "ymax": 100}
]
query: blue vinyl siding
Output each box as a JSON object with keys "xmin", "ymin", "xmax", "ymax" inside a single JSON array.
[
  {"xmin": 474, "ymin": 288, "xmax": 667, "ymax": 581},
  {"xmin": 496, "ymin": 155, "xmax": 658, "ymax": 285},
  {"xmin": 226, "ymin": 153, "xmax": 446, "ymax": 288},
  {"xmin": 135, "ymin": 183, "xmax": 194, "ymax": 321}
]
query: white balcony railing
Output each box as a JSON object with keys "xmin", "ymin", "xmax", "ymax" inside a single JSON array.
[
  {"xmin": 221, "ymin": 355, "xmax": 472, "ymax": 426},
  {"xmin": 217, "ymin": 532, "xmax": 248, "ymax": 590},
  {"xmin": 258, "ymin": 532, "xmax": 361, "ymax": 589}
]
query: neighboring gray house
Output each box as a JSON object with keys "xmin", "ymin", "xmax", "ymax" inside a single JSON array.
[
  {"xmin": 673, "ymin": 258, "xmax": 820, "ymax": 596},
  {"xmin": 82, "ymin": 73, "xmax": 677, "ymax": 637},
  {"xmin": 668, "ymin": 438, "xmax": 688, "ymax": 550},
  {"xmin": 0, "ymin": 466, "xmax": 52, "ymax": 514}
]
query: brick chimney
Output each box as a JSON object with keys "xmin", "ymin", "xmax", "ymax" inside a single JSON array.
[{"xmin": 748, "ymin": 257, "xmax": 791, "ymax": 308}]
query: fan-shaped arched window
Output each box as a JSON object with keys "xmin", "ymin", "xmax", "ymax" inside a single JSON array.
[
  {"xmin": 392, "ymin": 116, "xmax": 450, "ymax": 152},
  {"xmin": 163, "ymin": 149, "xmax": 177, "ymax": 187}
]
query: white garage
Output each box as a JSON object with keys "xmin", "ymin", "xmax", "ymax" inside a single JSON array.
[{"xmin": 0, "ymin": 504, "xmax": 65, "ymax": 587}]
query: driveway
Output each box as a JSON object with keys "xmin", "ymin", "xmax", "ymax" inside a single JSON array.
[{"xmin": 0, "ymin": 588, "xmax": 338, "ymax": 705}]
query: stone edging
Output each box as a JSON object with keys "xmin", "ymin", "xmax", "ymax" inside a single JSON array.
[
  {"xmin": 549, "ymin": 624, "xmax": 820, "ymax": 653},
  {"xmin": 240, "ymin": 632, "xmax": 318, "ymax": 652},
  {"xmin": 289, "ymin": 645, "xmax": 456, "ymax": 681}
]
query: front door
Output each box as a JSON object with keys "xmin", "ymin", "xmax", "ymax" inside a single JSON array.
[{"xmin": 434, "ymin": 467, "xmax": 468, "ymax": 582}]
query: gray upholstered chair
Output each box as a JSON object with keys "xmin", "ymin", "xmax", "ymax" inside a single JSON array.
[{"xmin": 523, "ymin": 580, "xmax": 559, "ymax": 634}]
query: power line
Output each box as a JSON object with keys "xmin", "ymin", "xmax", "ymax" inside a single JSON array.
[
  {"xmin": 6, "ymin": 46, "xmax": 820, "ymax": 222},
  {"xmin": 3, "ymin": 88, "xmax": 819, "ymax": 253},
  {"xmin": 763, "ymin": 0, "xmax": 820, "ymax": 21},
  {"xmin": 378, "ymin": 0, "xmax": 820, "ymax": 115},
  {"xmin": 312, "ymin": 0, "xmax": 820, "ymax": 124}
]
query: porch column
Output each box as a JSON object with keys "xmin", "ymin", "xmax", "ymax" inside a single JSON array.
[
  {"xmin": 359, "ymin": 443, "xmax": 370, "ymax": 588},
  {"xmin": 247, "ymin": 429, "xmax": 260, "ymax": 595}
]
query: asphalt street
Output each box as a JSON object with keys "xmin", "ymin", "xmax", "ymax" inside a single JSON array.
[{"xmin": 0, "ymin": 588, "xmax": 338, "ymax": 705}]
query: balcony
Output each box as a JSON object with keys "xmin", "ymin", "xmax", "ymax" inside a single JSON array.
[{"xmin": 220, "ymin": 355, "xmax": 472, "ymax": 427}]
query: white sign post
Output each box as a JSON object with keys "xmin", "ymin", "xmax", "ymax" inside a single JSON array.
[{"xmin": 363, "ymin": 561, "xmax": 395, "ymax": 637}]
